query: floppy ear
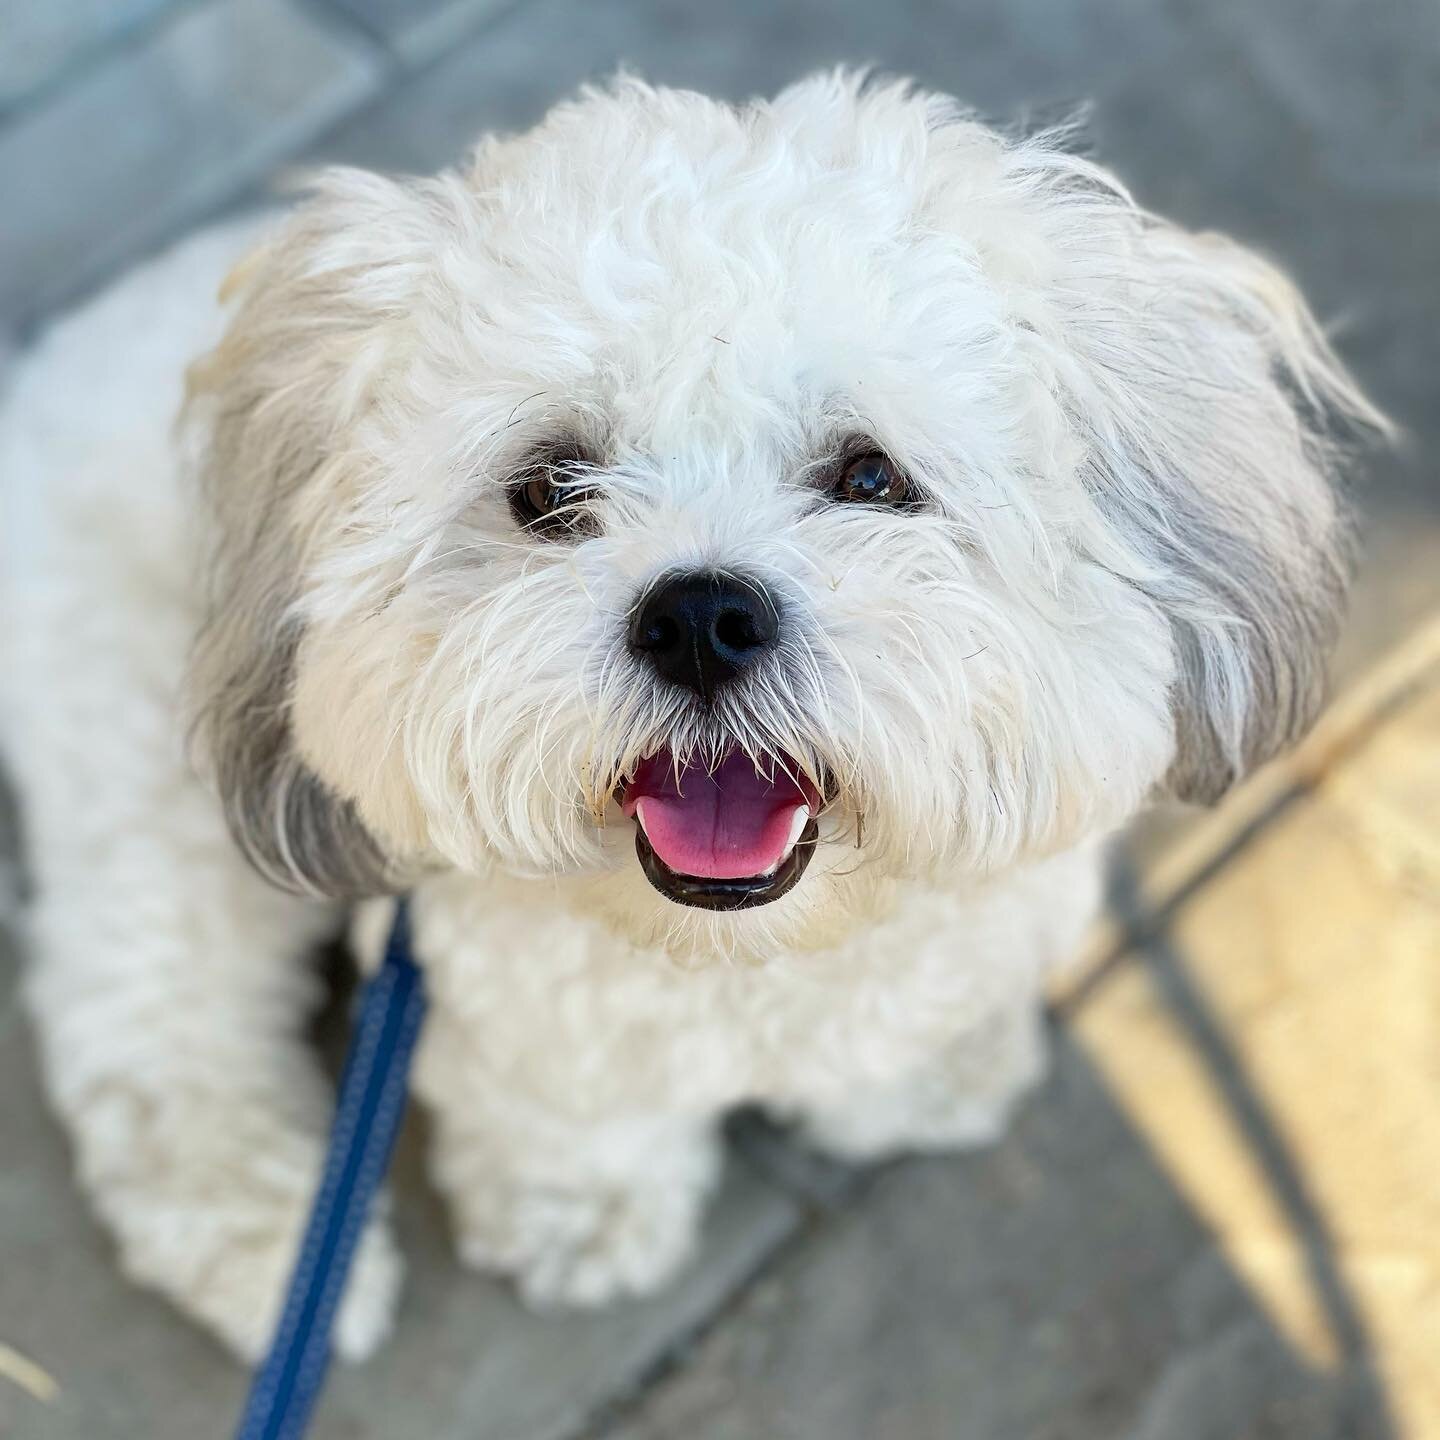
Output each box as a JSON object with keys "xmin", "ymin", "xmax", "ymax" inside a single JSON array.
[
  {"xmin": 185, "ymin": 170, "xmax": 449, "ymax": 896},
  {"xmin": 1033, "ymin": 189, "xmax": 1388, "ymax": 803}
]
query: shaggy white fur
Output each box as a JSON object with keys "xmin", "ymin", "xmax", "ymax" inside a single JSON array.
[{"xmin": 0, "ymin": 72, "xmax": 1382, "ymax": 1360}]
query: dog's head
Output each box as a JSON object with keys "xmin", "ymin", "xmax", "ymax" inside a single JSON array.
[{"xmin": 187, "ymin": 73, "xmax": 1382, "ymax": 943}]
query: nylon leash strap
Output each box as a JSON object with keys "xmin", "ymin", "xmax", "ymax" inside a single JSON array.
[{"xmin": 234, "ymin": 898, "xmax": 427, "ymax": 1440}]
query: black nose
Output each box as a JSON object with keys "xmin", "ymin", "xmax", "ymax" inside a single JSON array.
[{"xmin": 628, "ymin": 569, "xmax": 780, "ymax": 701}]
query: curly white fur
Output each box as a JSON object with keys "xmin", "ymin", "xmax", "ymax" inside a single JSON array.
[{"xmin": 0, "ymin": 72, "xmax": 1382, "ymax": 1359}]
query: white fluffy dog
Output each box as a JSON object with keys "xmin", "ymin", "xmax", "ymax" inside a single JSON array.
[{"xmin": 0, "ymin": 73, "xmax": 1381, "ymax": 1361}]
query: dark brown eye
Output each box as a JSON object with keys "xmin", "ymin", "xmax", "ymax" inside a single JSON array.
[
  {"xmin": 508, "ymin": 449, "xmax": 600, "ymax": 539},
  {"xmin": 833, "ymin": 450, "xmax": 909, "ymax": 505}
]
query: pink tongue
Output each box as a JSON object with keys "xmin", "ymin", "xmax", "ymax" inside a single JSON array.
[{"xmin": 621, "ymin": 750, "xmax": 817, "ymax": 880}]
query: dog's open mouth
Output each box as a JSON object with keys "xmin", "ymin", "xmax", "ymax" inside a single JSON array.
[{"xmin": 618, "ymin": 749, "xmax": 822, "ymax": 910}]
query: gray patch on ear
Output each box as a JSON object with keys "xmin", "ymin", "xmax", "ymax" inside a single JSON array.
[
  {"xmin": 180, "ymin": 177, "xmax": 444, "ymax": 899},
  {"xmin": 1088, "ymin": 440, "xmax": 1354, "ymax": 808},
  {"xmin": 1033, "ymin": 200, "xmax": 1382, "ymax": 808},
  {"xmin": 197, "ymin": 618, "xmax": 395, "ymax": 898},
  {"xmin": 1157, "ymin": 504, "xmax": 1352, "ymax": 804}
]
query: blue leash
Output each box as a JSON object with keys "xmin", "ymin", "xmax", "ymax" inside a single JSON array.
[{"xmin": 234, "ymin": 898, "xmax": 427, "ymax": 1440}]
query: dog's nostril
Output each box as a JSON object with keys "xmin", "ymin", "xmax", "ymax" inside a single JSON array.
[
  {"xmin": 636, "ymin": 615, "xmax": 681, "ymax": 653},
  {"xmin": 628, "ymin": 570, "xmax": 780, "ymax": 699},
  {"xmin": 713, "ymin": 608, "xmax": 762, "ymax": 653}
]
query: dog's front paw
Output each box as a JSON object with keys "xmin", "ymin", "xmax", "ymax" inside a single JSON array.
[
  {"xmin": 800, "ymin": 1010, "xmax": 1047, "ymax": 1163},
  {"xmin": 800, "ymin": 1089, "xmax": 1018, "ymax": 1163},
  {"xmin": 107, "ymin": 1145, "xmax": 404, "ymax": 1363},
  {"xmin": 453, "ymin": 1178, "xmax": 703, "ymax": 1309},
  {"xmin": 178, "ymin": 1207, "xmax": 403, "ymax": 1365},
  {"xmin": 330, "ymin": 1221, "xmax": 406, "ymax": 1363}
]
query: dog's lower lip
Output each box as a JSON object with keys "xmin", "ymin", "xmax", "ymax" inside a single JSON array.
[{"xmin": 634, "ymin": 817, "xmax": 819, "ymax": 910}]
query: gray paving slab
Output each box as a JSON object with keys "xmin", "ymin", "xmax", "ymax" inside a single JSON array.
[
  {"xmin": 0, "ymin": 0, "xmax": 382, "ymax": 336},
  {"xmin": 727, "ymin": 1109, "xmax": 864, "ymax": 1212},
  {"xmin": 0, "ymin": 0, "xmax": 187, "ymax": 115},
  {"xmin": 1206, "ymin": 0, "xmax": 1440, "ymax": 200},
  {"xmin": 317, "ymin": 0, "xmax": 520, "ymax": 65},
  {"xmin": 307, "ymin": 0, "xmax": 1185, "ymax": 177},
  {"xmin": 596, "ymin": 1035, "xmax": 1389, "ymax": 1440},
  {"xmin": 0, "ymin": 915, "xmax": 801, "ymax": 1440}
]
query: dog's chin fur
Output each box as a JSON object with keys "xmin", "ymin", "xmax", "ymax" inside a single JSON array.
[{"xmin": 1, "ymin": 70, "xmax": 1385, "ymax": 1358}]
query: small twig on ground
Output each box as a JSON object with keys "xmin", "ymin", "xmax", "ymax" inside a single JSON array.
[{"xmin": 0, "ymin": 1341, "xmax": 59, "ymax": 1403}]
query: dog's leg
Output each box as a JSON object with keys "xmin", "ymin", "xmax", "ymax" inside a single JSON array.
[
  {"xmin": 23, "ymin": 832, "xmax": 403, "ymax": 1361},
  {"xmin": 795, "ymin": 997, "xmax": 1048, "ymax": 1163},
  {"xmin": 17, "ymin": 740, "xmax": 403, "ymax": 1361},
  {"xmin": 424, "ymin": 1075, "xmax": 720, "ymax": 1308}
]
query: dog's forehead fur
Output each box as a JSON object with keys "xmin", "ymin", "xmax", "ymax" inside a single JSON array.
[{"xmin": 381, "ymin": 75, "xmax": 1040, "ymax": 494}]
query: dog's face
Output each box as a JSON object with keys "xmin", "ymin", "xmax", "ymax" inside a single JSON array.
[{"xmin": 189, "ymin": 74, "xmax": 1377, "ymax": 944}]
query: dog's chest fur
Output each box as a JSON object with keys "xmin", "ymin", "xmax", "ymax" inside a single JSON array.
[{"xmin": 356, "ymin": 843, "xmax": 1103, "ymax": 1120}]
